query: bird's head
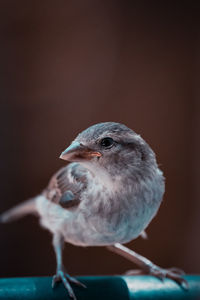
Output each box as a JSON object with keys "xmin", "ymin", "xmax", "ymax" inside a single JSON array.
[{"xmin": 60, "ymin": 122, "xmax": 157, "ymax": 178}]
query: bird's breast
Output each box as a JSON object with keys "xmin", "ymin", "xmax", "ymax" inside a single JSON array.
[
  {"xmin": 37, "ymin": 168, "xmax": 164, "ymax": 247},
  {"xmin": 66, "ymin": 173, "xmax": 164, "ymax": 246}
]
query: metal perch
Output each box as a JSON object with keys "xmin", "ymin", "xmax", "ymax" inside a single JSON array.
[{"xmin": 0, "ymin": 275, "xmax": 199, "ymax": 300}]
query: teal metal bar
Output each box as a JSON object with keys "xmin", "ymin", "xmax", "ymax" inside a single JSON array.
[{"xmin": 0, "ymin": 275, "xmax": 199, "ymax": 300}]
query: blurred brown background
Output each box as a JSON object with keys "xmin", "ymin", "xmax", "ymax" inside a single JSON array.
[{"xmin": 0, "ymin": 1, "xmax": 199, "ymax": 278}]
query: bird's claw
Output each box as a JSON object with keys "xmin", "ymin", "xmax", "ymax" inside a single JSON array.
[
  {"xmin": 148, "ymin": 265, "xmax": 188, "ymax": 289},
  {"xmin": 52, "ymin": 270, "xmax": 86, "ymax": 300},
  {"xmin": 126, "ymin": 265, "xmax": 188, "ymax": 290}
]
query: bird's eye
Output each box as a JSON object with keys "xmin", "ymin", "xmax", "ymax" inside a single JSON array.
[{"xmin": 100, "ymin": 137, "xmax": 114, "ymax": 148}]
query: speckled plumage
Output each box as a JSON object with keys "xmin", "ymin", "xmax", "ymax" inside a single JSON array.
[{"xmin": 36, "ymin": 122, "xmax": 165, "ymax": 246}]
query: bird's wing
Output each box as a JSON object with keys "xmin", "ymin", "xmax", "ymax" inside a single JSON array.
[{"xmin": 43, "ymin": 163, "xmax": 88, "ymax": 209}]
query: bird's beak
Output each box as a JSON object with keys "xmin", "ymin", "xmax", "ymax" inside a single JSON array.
[{"xmin": 59, "ymin": 141, "xmax": 102, "ymax": 162}]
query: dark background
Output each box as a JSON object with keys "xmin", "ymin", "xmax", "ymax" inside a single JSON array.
[{"xmin": 0, "ymin": 1, "xmax": 199, "ymax": 278}]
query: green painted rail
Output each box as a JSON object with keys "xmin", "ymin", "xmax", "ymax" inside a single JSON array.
[{"xmin": 0, "ymin": 275, "xmax": 199, "ymax": 300}]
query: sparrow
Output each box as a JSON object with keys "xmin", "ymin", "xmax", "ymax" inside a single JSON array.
[{"xmin": 0, "ymin": 122, "xmax": 187, "ymax": 299}]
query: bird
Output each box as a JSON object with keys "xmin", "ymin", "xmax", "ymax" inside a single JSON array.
[{"xmin": 0, "ymin": 122, "xmax": 187, "ymax": 299}]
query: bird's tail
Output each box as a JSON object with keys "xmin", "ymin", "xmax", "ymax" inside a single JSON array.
[{"xmin": 0, "ymin": 198, "xmax": 38, "ymax": 223}]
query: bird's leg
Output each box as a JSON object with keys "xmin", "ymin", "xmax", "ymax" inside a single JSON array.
[
  {"xmin": 107, "ymin": 243, "xmax": 188, "ymax": 289},
  {"xmin": 52, "ymin": 233, "xmax": 86, "ymax": 300}
]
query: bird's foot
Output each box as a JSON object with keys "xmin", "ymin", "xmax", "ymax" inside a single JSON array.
[
  {"xmin": 52, "ymin": 269, "xmax": 86, "ymax": 300},
  {"xmin": 125, "ymin": 265, "xmax": 188, "ymax": 290}
]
